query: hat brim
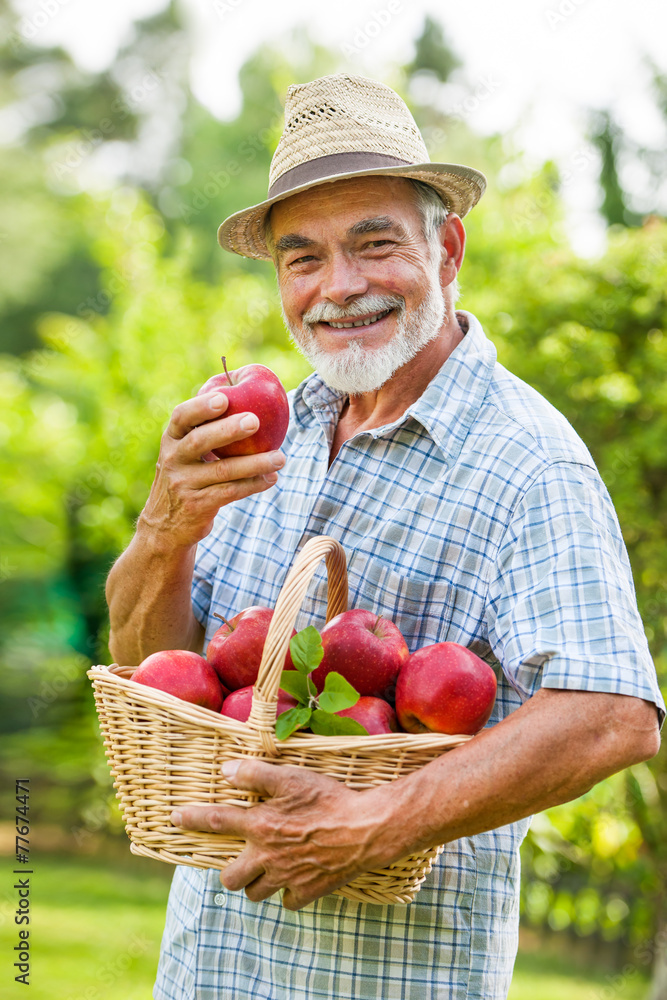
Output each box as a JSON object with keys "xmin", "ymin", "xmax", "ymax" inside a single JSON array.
[{"xmin": 217, "ymin": 161, "xmax": 487, "ymax": 260}]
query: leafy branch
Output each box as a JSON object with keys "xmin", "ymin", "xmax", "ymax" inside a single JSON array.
[{"xmin": 275, "ymin": 626, "xmax": 368, "ymax": 739}]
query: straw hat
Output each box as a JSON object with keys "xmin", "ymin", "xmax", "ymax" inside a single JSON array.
[{"xmin": 217, "ymin": 73, "xmax": 486, "ymax": 260}]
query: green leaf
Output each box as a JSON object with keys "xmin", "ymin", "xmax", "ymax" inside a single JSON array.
[
  {"xmin": 318, "ymin": 671, "xmax": 360, "ymax": 713},
  {"xmin": 309, "ymin": 709, "xmax": 368, "ymax": 737},
  {"xmin": 289, "ymin": 626, "xmax": 324, "ymax": 675},
  {"xmin": 275, "ymin": 706, "xmax": 312, "ymax": 741},
  {"xmin": 279, "ymin": 670, "xmax": 310, "ymax": 705}
]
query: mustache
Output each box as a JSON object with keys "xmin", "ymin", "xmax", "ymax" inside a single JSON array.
[{"xmin": 301, "ymin": 293, "xmax": 405, "ymax": 325}]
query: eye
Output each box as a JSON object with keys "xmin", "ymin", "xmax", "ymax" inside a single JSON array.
[
  {"xmin": 364, "ymin": 239, "xmax": 393, "ymax": 249},
  {"xmin": 289, "ymin": 254, "xmax": 317, "ymax": 266}
]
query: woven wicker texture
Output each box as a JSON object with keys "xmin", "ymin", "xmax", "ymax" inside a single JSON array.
[
  {"xmin": 269, "ymin": 75, "xmax": 429, "ymax": 186},
  {"xmin": 88, "ymin": 535, "xmax": 472, "ymax": 905},
  {"xmin": 217, "ymin": 73, "xmax": 487, "ymax": 260}
]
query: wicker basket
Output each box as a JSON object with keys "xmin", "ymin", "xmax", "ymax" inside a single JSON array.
[{"xmin": 88, "ymin": 535, "xmax": 472, "ymax": 905}]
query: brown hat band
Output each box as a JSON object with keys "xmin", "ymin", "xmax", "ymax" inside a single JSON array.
[{"xmin": 267, "ymin": 151, "xmax": 412, "ymax": 198}]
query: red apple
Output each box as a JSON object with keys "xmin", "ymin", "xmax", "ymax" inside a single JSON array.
[
  {"xmin": 206, "ymin": 606, "xmax": 296, "ymax": 691},
  {"xmin": 310, "ymin": 609, "xmax": 409, "ymax": 700},
  {"xmin": 197, "ymin": 357, "xmax": 289, "ymax": 459},
  {"xmin": 395, "ymin": 642, "xmax": 497, "ymax": 736},
  {"xmin": 220, "ymin": 685, "xmax": 298, "ymax": 723},
  {"xmin": 132, "ymin": 650, "xmax": 227, "ymax": 712},
  {"xmin": 336, "ymin": 696, "xmax": 398, "ymax": 735}
]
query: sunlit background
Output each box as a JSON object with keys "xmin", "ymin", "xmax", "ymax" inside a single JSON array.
[{"xmin": 1, "ymin": 0, "xmax": 666, "ymax": 997}]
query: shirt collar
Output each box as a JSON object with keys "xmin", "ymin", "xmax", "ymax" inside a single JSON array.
[{"xmin": 291, "ymin": 310, "xmax": 497, "ymax": 467}]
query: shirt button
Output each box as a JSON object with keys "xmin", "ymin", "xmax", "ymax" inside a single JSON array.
[{"xmin": 213, "ymin": 892, "xmax": 227, "ymax": 906}]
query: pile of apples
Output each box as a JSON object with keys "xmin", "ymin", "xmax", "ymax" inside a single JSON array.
[
  {"xmin": 131, "ymin": 605, "xmax": 498, "ymax": 737},
  {"xmin": 132, "ymin": 357, "xmax": 496, "ymax": 736}
]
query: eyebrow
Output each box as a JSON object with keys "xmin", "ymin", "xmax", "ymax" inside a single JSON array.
[{"xmin": 273, "ymin": 216, "xmax": 407, "ymax": 258}]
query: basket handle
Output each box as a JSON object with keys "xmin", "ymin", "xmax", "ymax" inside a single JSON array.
[{"xmin": 247, "ymin": 535, "xmax": 348, "ymax": 755}]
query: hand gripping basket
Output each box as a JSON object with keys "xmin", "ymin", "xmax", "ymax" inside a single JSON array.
[{"xmin": 88, "ymin": 535, "xmax": 471, "ymax": 905}]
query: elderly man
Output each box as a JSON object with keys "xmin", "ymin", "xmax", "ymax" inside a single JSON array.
[{"xmin": 106, "ymin": 74, "xmax": 664, "ymax": 999}]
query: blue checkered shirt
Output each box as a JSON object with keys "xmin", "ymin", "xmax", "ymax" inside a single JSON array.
[{"xmin": 154, "ymin": 310, "xmax": 664, "ymax": 1000}]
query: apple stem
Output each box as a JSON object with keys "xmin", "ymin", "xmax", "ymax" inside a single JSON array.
[
  {"xmin": 213, "ymin": 612, "xmax": 234, "ymax": 630},
  {"xmin": 373, "ymin": 613, "xmax": 383, "ymax": 632},
  {"xmin": 306, "ymin": 674, "xmax": 318, "ymax": 707},
  {"xmin": 221, "ymin": 355, "xmax": 231, "ymax": 386}
]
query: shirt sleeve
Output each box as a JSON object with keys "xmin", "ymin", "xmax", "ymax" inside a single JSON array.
[{"xmin": 486, "ymin": 460, "xmax": 665, "ymax": 728}]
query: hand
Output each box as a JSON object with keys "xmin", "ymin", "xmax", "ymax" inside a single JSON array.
[
  {"xmin": 169, "ymin": 760, "xmax": 401, "ymax": 910},
  {"xmin": 138, "ymin": 390, "xmax": 286, "ymax": 550}
]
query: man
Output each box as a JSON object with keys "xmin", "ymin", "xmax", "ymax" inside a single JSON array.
[{"xmin": 106, "ymin": 74, "xmax": 664, "ymax": 999}]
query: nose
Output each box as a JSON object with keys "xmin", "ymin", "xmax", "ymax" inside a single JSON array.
[{"xmin": 318, "ymin": 251, "xmax": 369, "ymax": 305}]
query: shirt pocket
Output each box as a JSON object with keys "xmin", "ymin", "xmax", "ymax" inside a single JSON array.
[{"xmin": 345, "ymin": 556, "xmax": 454, "ymax": 653}]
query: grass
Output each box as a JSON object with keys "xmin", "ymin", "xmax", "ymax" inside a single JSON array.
[
  {"xmin": 0, "ymin": 850, "xmax": 652, "ymax": 999},
  {"xmin": 509, "ymin": 946, "xmax": 650, "ymax": 1000}
]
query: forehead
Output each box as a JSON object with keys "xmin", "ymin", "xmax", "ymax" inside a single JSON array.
[{"xmin": 267, "ymin": 175, "xmax": 420, "ymax": 238}]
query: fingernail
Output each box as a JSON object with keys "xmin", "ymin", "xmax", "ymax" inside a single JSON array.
[
  {"xmin": 263, "ymin": 472, "xmax": 278, "ymax": 484},
  {"xmin": 240, "ymin": 414, "xmax": 259, "ymax": 431},
  {"xmin": 270, "ymin": 451, "xmax": 285, "ymax": 468},
  {"xmin": 209, "ymin": 393, "xmax": 226, "ymax": 410},
  {"xmin": 170, "ymin": 810, "xmax": 182, "ymax": 826},
  {"xmin": 222, "ymin": 760, "xmax": 240, "ymax": 780}
]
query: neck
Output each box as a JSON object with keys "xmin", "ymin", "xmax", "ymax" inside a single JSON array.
[{"xmin": 339, "ymin": 310, "xmax": 466, "ymax": 429}]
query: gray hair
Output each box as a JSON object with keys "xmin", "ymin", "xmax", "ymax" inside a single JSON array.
[
  {"xmin": 264, "ymin": 176, "xmax": 460, "ymax": 303},
  {"xmin": 407, "ymin": 178, "xmax": 460, "ymax": 304}
]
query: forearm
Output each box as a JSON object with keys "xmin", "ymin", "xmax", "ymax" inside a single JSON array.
[
  {"xmin": 374, "ymin": 689, "xmax": 661, "ymax": 859},
  {"xmin": 105, "ymin": 515, "xmax": 204, "ymax": 665}
]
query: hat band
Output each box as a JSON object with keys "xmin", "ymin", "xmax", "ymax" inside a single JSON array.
[{"xmin": 267, "ymin": 151, "xmax": 414, "ymax": 198}]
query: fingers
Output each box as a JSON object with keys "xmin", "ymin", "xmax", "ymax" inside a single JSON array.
[
  {"xmin": 221, "ymin": 758, "xmax": 300, "ymax": 800},
  {"xmin": 220, "ymin": 854, "xmax": 267, "ymax": 894},
  {"xmin": 189, "ymin": 449, "xmax": 286, "ymax": 491},
  {"xmin": 167, "ymin": 390, "xmax": 229, "ymax": 442},
  {"xmin": 169, "ymin": 803, "xmax": 251, "ymax": 839},
  {"xmin": 178, "ymin": 409, "xmax": 261, "ymax": 464}
]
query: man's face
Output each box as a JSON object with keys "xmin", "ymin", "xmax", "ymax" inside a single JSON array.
[{"xmin": 268, "ymin": 176, "xmax": 449, "ymax": 395}]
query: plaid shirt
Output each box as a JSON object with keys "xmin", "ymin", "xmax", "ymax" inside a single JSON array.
[{"xmin": 154, "ymin": 310, "xmax": 664, "ymax": 1000}]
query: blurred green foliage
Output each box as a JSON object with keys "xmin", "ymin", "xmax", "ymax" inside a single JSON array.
[{"xmin": 1, "ymin": 1, "xmax": 666, "ymax": 984}]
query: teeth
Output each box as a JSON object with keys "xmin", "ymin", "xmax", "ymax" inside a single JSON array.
[{"xmin": 327, "ymin": 309, "xmax": 390, "ymax": 329}]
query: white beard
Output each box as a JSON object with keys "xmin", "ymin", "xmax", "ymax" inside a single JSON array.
[{"xmin": 283, "ymin": 282, "xmax": 447, "ymax": 395}]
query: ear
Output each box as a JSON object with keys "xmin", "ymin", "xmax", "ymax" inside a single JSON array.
[{"xmin": 437, "ymin": 213, "xmax": 466, "ymax": 291}]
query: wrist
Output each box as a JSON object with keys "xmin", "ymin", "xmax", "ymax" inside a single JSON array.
[{"xmin": 135, "ymin": 509, "xmax": 200, "ymax": 560}]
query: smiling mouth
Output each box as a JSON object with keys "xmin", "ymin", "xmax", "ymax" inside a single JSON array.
[{"xmin": 320, "ymin": 308, "xmax": 394, "ymax": 330}]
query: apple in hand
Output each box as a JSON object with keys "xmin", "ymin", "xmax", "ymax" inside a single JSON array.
[
  {"xmin": 206, "ymin": 606, "xmax": 296, "ymax": 691},
  {"xmin": 310, "ymin": 609, "xmax": 409, "ymax": 700},
  {"xmin": 395, "ymin": 642, "xmax": 497, "ymax": 736},
  {"xmin": 220, "ymin": 685, "xmax": 298, "ymax": 723},
  {"xmin": 132, "ymin": 650, "xmax": 227, "ymax": 712},
  {"xmin": 197, "ymin": 356, "xmax": 289, "ymax": 459},
  {"xmin": 336, "ymin": 696, "xmax": 398, "ymax": 735}
]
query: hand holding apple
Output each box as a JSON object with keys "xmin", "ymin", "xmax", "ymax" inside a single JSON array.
[
  {"xmin": 139, "ymin": 385, "xmax": 287, "ymax": 552},
  {"xmin": 395, "ymin": 642, "xmax": 497, "ymax": 736},
  {"xmin": 197, "ymin": 357, "xmax": 289, "ymax": 459}
]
